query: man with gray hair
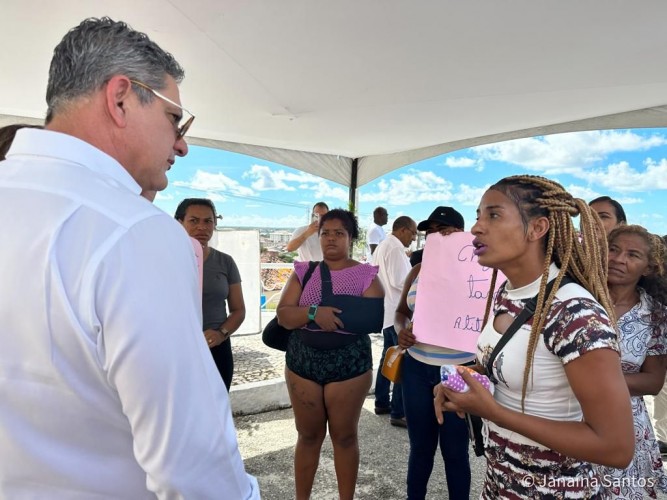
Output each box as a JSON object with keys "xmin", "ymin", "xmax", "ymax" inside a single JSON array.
[
  {"xmin": 0, "ymin": 18, "xmax": 259, "ymax": 499},
  {"xmin": 372, "ymin": 215, "xmax": 417, "ymax": 426}
]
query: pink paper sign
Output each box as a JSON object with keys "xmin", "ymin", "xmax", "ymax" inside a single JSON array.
[{"xmin": 412, "ymin": 232, "xmax": 505, "ymax": 352}]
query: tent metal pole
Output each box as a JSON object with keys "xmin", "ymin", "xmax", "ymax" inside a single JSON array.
[{"xmin": 348, "ymin": 158, "xmax": 358, "ymax": 213}]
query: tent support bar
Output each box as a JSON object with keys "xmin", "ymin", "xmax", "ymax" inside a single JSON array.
[{"xmin": 348, "ymin": 158, "xmax": 358, "ymax": 213}]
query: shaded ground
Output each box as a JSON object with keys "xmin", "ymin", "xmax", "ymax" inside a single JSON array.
[
  {"xmin": 232, "ymin": 324, "xmax": 667, "ymax": 499},
  {"xmin": 235, "ymin": 395, "xmax": 487, "ymax": 500}
]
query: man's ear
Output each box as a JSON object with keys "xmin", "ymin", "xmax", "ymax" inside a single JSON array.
[
  {"xmin": 105, "ymin": 75, "xmax": 133, "ymax": 128},
  {"xmin": 528, "ymin": 216, "xmax": 550, "ymax": 242}
]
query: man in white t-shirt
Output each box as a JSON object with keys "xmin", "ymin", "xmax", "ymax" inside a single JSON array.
[
  {"xmin": 367, "ymin": 206, "xmax": 388, "ymax": 260},
  {"xmin": 286, "ymin": 201, "xmax": 329, "ymax": 261},
  {"xmin": 373, "ymin": 216, "xmax": 417, "ymax": 426}
]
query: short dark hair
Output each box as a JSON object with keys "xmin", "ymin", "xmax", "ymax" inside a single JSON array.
[
  {"xmin": 313, "ymin": 201, "xmax": 329, "ymax": 211},
  {"xmin": 319, "ymin": 208, "xmax": 360, "ymax": 241},
  {"xmin": 373, "ymin": 206, "xmax": 387, "ymax": 216},
  {"xmin": 589, "ymin": 196, "xmax": 627, "ymax": 224},
  {"xmin": 0, "ymin": 124, "xmax": 43, "ymax": 161},
  {"xmin": 392, "ymin": 216, "xmax": 414, "ymax": 232},
  {"xmin": 174, "ymin": 198, "xmax": 217, "ymax": 221},
  {"xmin": 46, "ymin": 17, "xmax": 184, "ymax": 123}
]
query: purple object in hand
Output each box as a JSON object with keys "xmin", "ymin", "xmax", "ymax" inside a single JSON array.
[{"xmin": 440, "ymin": 365, "xmax": 493, "ymax": 393}]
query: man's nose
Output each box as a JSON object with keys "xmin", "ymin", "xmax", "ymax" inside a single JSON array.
[{"xmin": 174, "ymin": 136, "xmax": 189, "ymax": 157}]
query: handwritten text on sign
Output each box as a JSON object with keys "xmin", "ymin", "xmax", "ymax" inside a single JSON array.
[{"xmin": 412, "ymin": 232, "xmax": 505, "ymax": 353}]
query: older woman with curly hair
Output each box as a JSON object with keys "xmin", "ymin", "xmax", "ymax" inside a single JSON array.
[{"xmin": 595, "ymin": 225, "xmax": 667, "ymax": 498}]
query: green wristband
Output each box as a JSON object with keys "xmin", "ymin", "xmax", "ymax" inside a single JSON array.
[{"xmin": 308, "ymin": 304, "xmax": 318, "ymax": 321}]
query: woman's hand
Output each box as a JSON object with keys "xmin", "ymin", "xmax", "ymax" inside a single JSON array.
[
  {"xmin": 433, "ymin": 366, "xmax": 499, "ymax": 424},
  {"xmin": 397, "ymin": 323, "xmax": 416, "ymax": 349},
  {"xmin": 204, "ymin": 329, "xmax": 224, "ymax": 348},
  {"xmin": 314, "ymin": 306, "xmax": 344, "ymax": 331}
]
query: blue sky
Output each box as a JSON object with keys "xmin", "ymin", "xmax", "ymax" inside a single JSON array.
[{"xmin": 155, "ymin": 128, "xmax": 667, "ymax": 236}]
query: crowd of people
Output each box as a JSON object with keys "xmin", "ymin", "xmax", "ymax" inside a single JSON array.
[{"xmin": 2, "ymin": 15, "xmax": 667, "ymax": 500}]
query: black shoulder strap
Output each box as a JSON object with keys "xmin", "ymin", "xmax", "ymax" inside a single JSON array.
[
  {"xmin": 301, "ymin": 261, "xmax": 319, "ymax": 289},
  {"xmin": 486, "ymin": 275, "xmax": 573, "ymax": 381},
  {"xmin": 319, "ymin": 261, "xmax": 333, "ymax": 299}
]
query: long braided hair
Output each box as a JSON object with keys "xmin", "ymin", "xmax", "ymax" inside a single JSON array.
[{"xmin": 480, "ymin": 175, "xmax": 615, "ymax": 410}]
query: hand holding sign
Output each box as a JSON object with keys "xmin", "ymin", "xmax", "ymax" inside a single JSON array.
[{"xmin": 412, "ymin": 232, "xmax": 505, "ymax": 353}]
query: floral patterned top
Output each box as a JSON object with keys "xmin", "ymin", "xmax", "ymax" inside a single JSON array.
[{"xmin": 595, "ymin": 288, "xmax": 667, "ymax": 499}]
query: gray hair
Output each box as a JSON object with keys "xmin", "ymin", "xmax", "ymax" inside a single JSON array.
[{"xmin": 46, "ymin": 17, "xmax": 185, "ymax": 123}]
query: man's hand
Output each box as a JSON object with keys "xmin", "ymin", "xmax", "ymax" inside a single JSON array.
[{"xmin": 304, "ymin": 220, "xmax": 319, "ymax": 236}]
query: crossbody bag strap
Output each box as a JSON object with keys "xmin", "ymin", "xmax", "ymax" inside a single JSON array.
[
  {"xmin": 302, "ymin": 261, "xmax": 319, "ymax": 289},
  {"xmin": 318, "ymin": 260, "xmax": 334, "ymax": 299},
  {"xmin": 485, "ymin": 275, "xmax": 573, "ymax": 382}
]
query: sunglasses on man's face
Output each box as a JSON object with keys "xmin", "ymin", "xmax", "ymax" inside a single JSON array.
[{"xmin": 130, "ymin": 80, "xmax": 195, "ymax": 139}]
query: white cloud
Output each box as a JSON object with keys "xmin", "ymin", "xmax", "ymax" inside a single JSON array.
[
  {"xmin": 312, "ymin": 181, "xmax": 348, "ymax": 203},
  {"xmin": 360, "ymin": 170, "xmax": 455, "ymax": 205},
  {"xmin": 615, "ymin": 196, "xmax": 643, "ymax": 205},
  {"xmin": 576, "ymin": 158, "xmax": 667, "ymax": 192},
  {"xmin": 444, "ymin": 156, "xmax": 478, "ymax": 168},
  {"xmin": 565, "ymin": 184, "xmax": 601, "ymax": 201},
  {"xmin": 473, "ymin": 130, "xmax": 667, "ymax": 174},
  {"xmin": 452, "ymin": 184, "xmax": 491, "ymax": 206},
  {"xmin": 173, "ymin": 169, "xmax": 255, "ymax": 196},
  {"xmin": 243, "ymin": 164, "xmax": 320, "ymax": 191},
  {"xmin": 154, "ymin": 191, "xmax": 173, "ymax": 200}
]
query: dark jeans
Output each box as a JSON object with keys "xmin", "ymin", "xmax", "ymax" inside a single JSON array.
[
  {"xmin": 211, "ymin": 338, "xmax": 233, "ymax": 391},
  {"xmin": 402, "ymin": 352, "xmax": 470, "ymax": 500},
  {"xmin": 374, "ymin": 326, "xmax": 404, "ymax": 419}
]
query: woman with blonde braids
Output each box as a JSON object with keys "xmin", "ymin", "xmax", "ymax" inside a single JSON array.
[{"xmin": 434, "ymin": 175, "xmax": 634, "ymax": 498}]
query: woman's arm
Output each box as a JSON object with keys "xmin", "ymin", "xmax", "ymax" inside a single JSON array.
[
  {"xmin": 276, "ymin": 272, "xmax": 343, "ymax": 331},
  {"xmin": 625, "ymin": 354, "xmax": 667, "ymax": 396},
  {"xmin": 207, "ymin": 283, "xmax": 246, "ymax": 347},
  {"xmin": 362, "ymin": 276, "xmax": 384, "ymax": 298},
  {"xmin": 220, "ymin": 283, "xmax": 245, "ymax": 334},
  {"xmin": 395, "ymin": 264, "xmax": 420, "ymax": 349},
  {"xmin": 434, "ymin": 348, "xmax": 634, "ymax": 468}
]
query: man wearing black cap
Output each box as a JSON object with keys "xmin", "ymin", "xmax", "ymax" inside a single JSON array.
[{"xmin": 410, "ymin": 206, "xmax": 465, "ymax": 266}]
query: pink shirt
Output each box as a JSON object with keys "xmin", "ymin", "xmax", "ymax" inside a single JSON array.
[
  {"xmin": 190, "ymin": 237, "xmax": 204, "ymax": 293},
  {"xmin": 294, "ymin": 261, "xmax": 378, "ymax": 306}
]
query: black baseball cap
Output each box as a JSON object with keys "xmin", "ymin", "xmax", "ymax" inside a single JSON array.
[{"xmin": 417, "ymin": 206, "xmax": 465, "ymax": 231}]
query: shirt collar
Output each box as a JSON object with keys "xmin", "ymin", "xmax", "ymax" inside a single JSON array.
[
  {"xmin": 8, "ymin": 128, "xmax": 141, "ymax": 195},
  {"xmin": 505, "ymin": 262, "xmax": 560, "ymax": 300}
]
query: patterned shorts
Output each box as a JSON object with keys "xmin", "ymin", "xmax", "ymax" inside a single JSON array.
[{"xmin": 286, "ymin": 331, "xmax": 372, "ymax": 385}]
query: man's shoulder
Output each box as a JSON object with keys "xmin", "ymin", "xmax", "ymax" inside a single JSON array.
[{"xmin": 374, "ymin": 235, "xmax": 401, "ymax": 259}]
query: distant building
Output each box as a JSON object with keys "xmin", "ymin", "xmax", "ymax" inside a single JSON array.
[{"xmin": 267, "ymin": 230, "xmax": 292, "ymax": 244}]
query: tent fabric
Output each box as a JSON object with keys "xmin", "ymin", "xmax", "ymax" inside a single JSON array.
[{"xmin": 2, "ymin": 1, "xmax": 667, "ymax": 187}]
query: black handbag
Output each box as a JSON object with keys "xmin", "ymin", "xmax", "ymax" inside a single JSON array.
[
  {"xmin": 311, "ymin": 261, "xmax": 384, "ymax": 334},
  {"xmin": 467, "ymin": 275, "xmax": 573, "ymax": 457},
  {"xmin": 261, "ymin": 261, "xmax": 318, "ymax": 351}
]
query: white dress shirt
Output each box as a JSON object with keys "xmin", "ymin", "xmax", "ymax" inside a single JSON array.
[
  {"xmin": 0, "ymin": 129, "xmax": 259, "ymax": 499},
  {"xmin": 373, "ymin": 234, "xmax": 411, "ymax": 329},
  {"xmin": 290, "ymin": 224, "xmax": 323, "ymax": 261}
]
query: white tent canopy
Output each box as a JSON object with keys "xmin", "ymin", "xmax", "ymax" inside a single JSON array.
[{"xmin": 3, "ymin": 1, "xmax": 667, "ymax": 188}]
